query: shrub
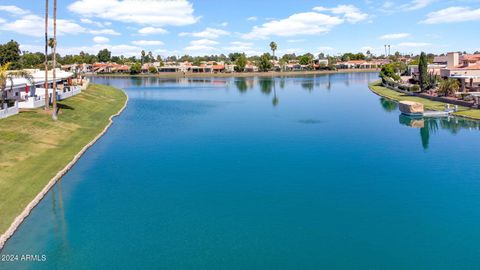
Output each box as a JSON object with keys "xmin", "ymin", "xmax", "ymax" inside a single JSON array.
[
  {"xmin": 437, "ymin": 79, "xmax": 460, "ymax": 97},
  {"xmin": 410, "ymin": 85, "xmax": 420, "ymax": 92},
  {"xmin": 130, "ymin": 63, "xmax": 141, "ymax": 74},
  {"xmin": 148, "ymin": 66, "xmax": 157, "ymax": 73}
]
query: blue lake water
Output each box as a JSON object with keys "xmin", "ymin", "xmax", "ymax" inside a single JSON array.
[{"xmin": 2, "ymin": 73, "xmax": 480, "ymax": 269}]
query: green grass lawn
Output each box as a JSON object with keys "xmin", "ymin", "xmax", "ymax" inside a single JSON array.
[
  {"xmin": 369, "ymin": 81, "xmax": 480, "ymax": 120},
  {"xmin": 0, "ymin": 83, "xmax": 127, "ymax": 234}
]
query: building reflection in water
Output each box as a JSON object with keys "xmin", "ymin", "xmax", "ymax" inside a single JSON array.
[
  {"xmin": 399, "ymin": 114, "xmax": 480, "ymax": 150},
  {"xmin": 230, "ymin": 75, "xmax": 342, "ymax": 107}
]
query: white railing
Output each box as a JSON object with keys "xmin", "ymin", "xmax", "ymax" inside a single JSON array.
[
  {"xmin": 0, "ymin": 102, "xmax": 19, "ymax": 119},
  {"xmin": 81, "ymin": 79, "xmax": 89, "ymax": 90},
  {"xmin": 18, "ymin": 96, "xmax": 45, "ymax": 109},
  {"xmin": 58, "ymin": 86, "xmax": 82, "ymax": 100}
]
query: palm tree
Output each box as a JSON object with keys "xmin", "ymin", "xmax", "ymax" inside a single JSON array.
[
  {"xmin": 270, "ymin": 41, "xmax": 277, "ymax": 60},
  {"xmin": 438, "ymin": 79, "xmax": 460, "ymax": 97},
  {"xmin": 272, "ymin": 80, "xmax": 279, "ymax": 107},
  {"xmin": 51, "ymin": 0, "xmax": 58, "ymax": 120},
  {"xmin": 141, "ymin": 50, "xmax": 146, "ymax": 65},
  {"xmin": 44, "ymin": 0, "xmax": 49, "ymax": 111},
  {"xmin": 0, "ymin": 62, "xmax": 34, "ymax": 107}
]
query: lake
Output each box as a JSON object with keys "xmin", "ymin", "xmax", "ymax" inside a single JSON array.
[{"xmin": 2, "ymin": 73, "xmax": 480, "ymax": 269}]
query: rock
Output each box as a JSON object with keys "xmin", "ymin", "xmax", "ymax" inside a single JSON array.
[{"xmin": 399, "ymin": 101, "xmax": 424, "ymax": 115}]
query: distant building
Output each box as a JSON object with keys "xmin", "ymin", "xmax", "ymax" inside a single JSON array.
[{"xmin": 440, "ymin": 52, "xmax": 480, "ymax": 79}]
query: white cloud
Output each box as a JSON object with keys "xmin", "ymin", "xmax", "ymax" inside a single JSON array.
[
  {"xmin": 247, "ymin": 16, "xmax": 258, "ymax": 21},
  {"xmin": 243, "ymin": 12, "xmax": 343, "ymax": 39},
  {"xmin": 138, "ymin": 27, "xmax": 168, "ymax": 35},
  {"xmin": 0, "ymin": 14, "xmax": 86, "ymax": 37},
  {"xmin": 243, "ymin": 5, "xmax": 367, "ymax": 39},
  {"xmin": 313, "ymin": 5, "xmax": 368, "ymax": 23},
  {"xmin": 89, "ymin": 29, "xmax": 121, "ymax": 35},
  {"xmin": 397, "ymin": 42, "xmax": 430, "ymax": 47},
  {"xmin": 21, "ymin": 43, "xmax": 143, "ymax": 57},
  {"xmin": 132, "ymin": 40, "xmax": 164, "ymax": 46},
  {"xmin": 400, "ymin": 0, "xmax": 436, "ymax": 11},
  {"xmin": 179, "ymin": 27, "xmax": 229, "ymax": 39},
  {"xmin": 93, "ymin": 36, "xmax": 110, "ymax": 44},
  {"xmin": 379, "ymin": 33, "xmax": 411, "ymax": 40},
  {"xmin": 278, "ymin": 48, "xmax": 305, "ymax": 55},
  {"xmin": 382, "ymin": 1, "xmax": 394, "ymax": 9},
  {"xmin": 184, "ymin": 45, "xmax": 217, "ymax": 52},
  {"xmin": 80, "ymin": 18, "xmax": 111, "ymax": 28},
  {"xmin": 287, "ymin": 39, "xmax": 305, "ymax": 43},
  {"xmin": 68, "ymin": 0, "xmax": 198, "ymax": 27},
  {"xmin": 317, "ymin": 46, "xmax": 335, "ymax": 51},
  {"xmin": 231, "ymin": 41, "xmax": 253, "ymax": 46},
  {"xmin": 224, "ymin": 41, "xmax": 253, "ymax": 52},
  {"xmin": 0, "ymin": 5, "xmax": 29, "ymax": 15},
  {"xmin": 220, "ymin": 22, "xmax": 228, "ymax": 27},
  {"xmin": 190, "ymin": 39, "xmax": 219, "ymax": 46},
  {"xmin": 361, "ymin": 46, "xmax": 373, "ymax": 50},
  {"xmin": 184, "ymin": 39, "xmax": 219, "ymax": 53},
  {"xmin": 421, "ymin": 7, "xmax": 480, "ymax": 24}
]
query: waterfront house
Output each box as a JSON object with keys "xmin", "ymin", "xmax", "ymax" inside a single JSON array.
[
  {"xmin": 1, "ymin": 68, "xmax": 83, "ymax": 118},
  {"xmin": 61, "ymin": 63, "xmax": 93, "ymax": 74},
  {"xmin": 244, "ymin": 63, "xmax": 259, "ymax": 72},
  {"xmin": 439, "ymin": 52, "xmax": 480, "ymax": 91}
]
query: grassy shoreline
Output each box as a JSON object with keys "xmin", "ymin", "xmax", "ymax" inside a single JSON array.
[
  {"xmin": 0, "ymin": 84, "xmax": 127, "ymax": 240},
  {"xmin": 368, "ymin": 80, "xmax": 480, "ymax": 120},
  {"xmin": 90, "ymin": 68, "xmax": 379, "ymax": 78}
]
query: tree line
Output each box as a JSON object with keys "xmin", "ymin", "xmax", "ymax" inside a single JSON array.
[{"xmin": 3, "ymin": 39, "xmax": 479, "ymax": 71}]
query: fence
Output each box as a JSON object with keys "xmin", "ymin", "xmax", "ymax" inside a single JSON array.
[
  {"xmin": 58, "ymin": 86, "xmax": 82, "ymax": 100},
  {"xmin": 0, "ymin": 102, "xmax": 19, "ymax": 119},
  {"xmin": 18, "ymin": 96, "xmax": 45, "ymax": 109}
]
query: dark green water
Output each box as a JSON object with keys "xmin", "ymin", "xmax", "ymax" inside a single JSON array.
[{"xmin": 2, "ymin": 73, "xmax": 480, "ymax": 269}]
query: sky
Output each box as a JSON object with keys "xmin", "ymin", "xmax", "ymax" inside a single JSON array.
[{"xmin": 0, "ymin": 0, "xmax": 480, "ymax": 58}]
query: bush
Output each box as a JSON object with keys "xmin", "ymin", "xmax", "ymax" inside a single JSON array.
[
  {"xmin": 437, "ymin": 79, "xmax": 460, "ymax": 97},
  {"xmin": 148, "ymin": 66, "xmax": 157, "ymax": 73},
  {"xmin": 130, "ymin": 63, "xmax": 141, "ymax": 74},
  {"xmin": 380, "ymin": 63, "xmax": 401, "ymax": 81},
  {"xmin": 410, "ymin": 85, "xmax": 420, "ymax": 92}
]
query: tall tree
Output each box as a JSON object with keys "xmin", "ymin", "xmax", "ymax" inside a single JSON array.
[
  {"xmin": 258, "ymin": 53, "xmax": 272, "ymax": 72},
  {"xmin": 51, "ymin": 0, "xmax": 58, "ymax": 120},
  {"xmin": 97, "ymin": 49, "xmax": 111, "ymax": 62},
  {"xmin": 20, "ymin": 52, "xmax": 44, "ymax": 68},
  {"xmin": 0, "ymin": 40, "xmax": 21, "ymax": 69},
  {"xmin": 44, "ymin": 0, "xmax": 49, "ymax": 111},
  {"xmin": 141, "ymin": 50, "xmax": 146, "ymax": 64},
  {"xmin": 270, "ymin": 41, "xmax": 277, "ymax": 60},
  {"xmin": 419, "ymin": 52, "xmax": 428, "ymax": 92},
  {"xmin": 147, "ymin": 51, "xmax": 153, "ymax": 63},
  {"xmin": 299, "ymin": 54, "xmax": 314, "ymax": 66},
  {"xmin": 234, "ymin": 53, "xmax": 247, "ymax": 72}
]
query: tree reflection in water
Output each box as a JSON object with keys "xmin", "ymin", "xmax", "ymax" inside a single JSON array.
[
  {"xmin": 234, "ymin": 79, "xmax": 248, "ymax": 93},
  {"xmin": 258, "ymin": 78, "xmax": 273, "ymax": 95},
  {"xmin": 379, "ymin": 97, "xmax": 398, "ymax": 113},
  {"xmin": 399, "ymin": 114, "xmax": 480, "ymax": 150}
]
